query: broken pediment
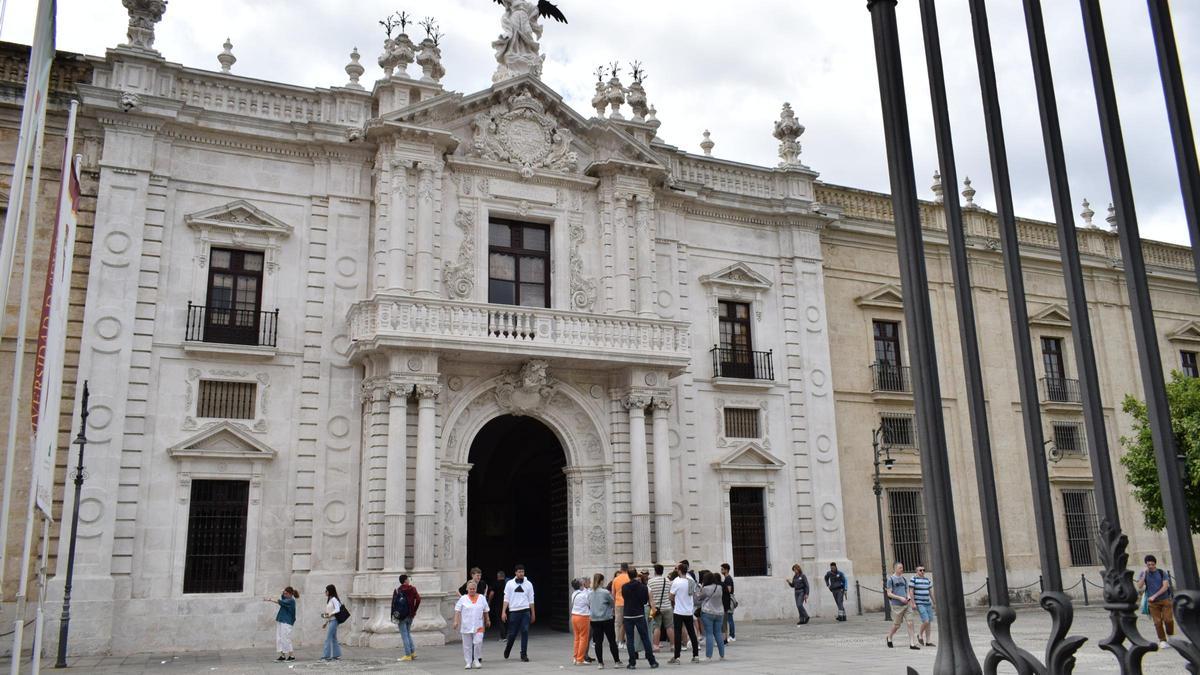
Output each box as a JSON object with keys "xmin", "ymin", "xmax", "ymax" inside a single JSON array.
[
  {"xmin": 168, "ymin": 421, "xmax": 277, "ymax": 461},
  {"xmin": 854, "ymin": 284, "xmax": 904, "ymax": 310},
  {"xmin": 1029, "ymin": 304, "xmax": 1072, "ymax": 328},
  {"xmin": 713, "ymin": 442, "xmax": 785, "ymax": 472},
  {"xmin": 1167, "ymin": 320, "xmax": 1200, "ymax": 344},
  {"xmin": 185, "ymin": 199, "xmax": 293, "ymax": 238}
]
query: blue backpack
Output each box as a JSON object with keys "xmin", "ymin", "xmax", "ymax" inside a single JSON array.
[{"xmin": 391, "ymin": 588, "xmax": 410, "ymax": 622}]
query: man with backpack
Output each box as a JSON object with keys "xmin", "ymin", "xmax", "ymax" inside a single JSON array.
[
  {"xmin": 1137, "ymin": 554, "xmax": 1176, "ymax": 649},
  {"xmin": 392, "ymin": 574, "xmax": 422, "ymax": 661}
]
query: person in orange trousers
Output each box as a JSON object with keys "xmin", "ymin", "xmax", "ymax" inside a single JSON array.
[{"xmin": 570, "ymin": 577, "xmax": 593, "ymax": 664}]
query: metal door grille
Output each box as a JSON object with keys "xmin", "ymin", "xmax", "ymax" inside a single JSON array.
[
  {"xmin": 729, "ymin": 487, "xmax": 767, "ymax": 576},
  {"xmin": 196, "ymin": 380, "xmax": 257, "ymax": 419},
  {"xmin": 888, "ymin": 489, "xmax": 928, "ymax": 570},
  {"xmin": 1062, "ymin": 489, "xmax": 1099, "ymax": 567},
  {"xmin": 723, "ymin": 407, "xmax": 760, "ymax": 439},
  {"xmin": 183, "ymin": 479, "xmax": 249, "ymax": 594}
]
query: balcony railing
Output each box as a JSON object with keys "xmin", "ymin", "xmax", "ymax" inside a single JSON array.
[
  {"xmin": 347, "ymin": 296, "xmax": 691, "ymax": 367},
  {"xmin": 1040, "ymin": 376, "xmax": 1081, "ymax": 403},
  {"xmin": 186, "ymin": 302, "xmax": 279, "ymax": 348},
  {"xmin": 711, "ymin": 346, "xmax": 774, "ymax": 381},
  {"xmin": 870, "ymin": 362, "xmax": 911, "ymax": 393}
]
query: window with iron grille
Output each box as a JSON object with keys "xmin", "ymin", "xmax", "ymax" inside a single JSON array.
[
  {"xmin": 1062, "ymin": 489, "xmax": 1099, "ymax": 567},
  {"xmin": 1052, "ymin": 422, "xmax": 1086, "ymax": 457},
  {"xmin": 183, "ymin": 479, "xmax": 249, "ymax": 594},
  {"xmin": 197, "ymin": 380, "xmax": 257, "ymax": 419},
  {"xmin": 880, "ymin": 413, "xmax": 916, "ymax": 447},
  {"xmin": 887, "ymin": 489, "xmax": 928, "ymax": 571},
  {"xmin": 729, "ymin": 487, "xmax": 768, "ymax": 576},
  {"xmin": 1183, "ymin": 351, "xmax": 1199, "ymax": 378},
  {"xmin": 724, "ymin": 407, "xmax": 760, "ymax": 439}
]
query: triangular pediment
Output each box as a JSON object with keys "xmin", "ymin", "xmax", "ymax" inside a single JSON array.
[
  {"xmin": 855, "ymin": 284, "xmax": 904, "ymax": 310},
  {"xmin": 1168, "ymin": 320, "xmax": 1200, "ymax": 344},
  {"xmin": 185, "ymin": 200, "xmax": 293, "ymax": 237},
  {"xmin": 168, "ymin": 421, "xmax": 277, "ymax": 461},
  {"xmin": 713, "ymin": 442, "xmax": 785, "ymax": 472},
  {"xmin": 1029, "ymin": 304, "xmax": 1072, "ymax": 328},
  {"xmin": 700, "ymin": 263, "xmax": 773, "ymax": 290}
]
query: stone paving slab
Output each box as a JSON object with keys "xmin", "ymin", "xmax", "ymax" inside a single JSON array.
[{"xmin": 7, "ymin": 606, "xmax": 1189, "ymax": 674}]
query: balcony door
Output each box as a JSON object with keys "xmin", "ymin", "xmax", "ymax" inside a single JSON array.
[
  {"xmin": 205, "ymin": 248, "xmax": 264, "ymax": 345},
  {"xmin": 1041, "ymin": 337, "xmax": 1068, "ymax": 401},
  {"xmin": 718, "ymin": 300, "xmax": 754, "ymax": 378},
  {"xmin": 873, "ymin": 319, "xmax": 904, "ymax": 391}
]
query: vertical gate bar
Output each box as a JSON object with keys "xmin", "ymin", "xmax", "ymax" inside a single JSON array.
[
  {"xmin": 866, "ymin": 3, "xmax": 979, "ymax": 673},
  {"xmin": 1021, "ymin": 0, "xmax": 1154, "ymax": 670},
  {"xmin": 916, "ymin": 2, "xmax": 1041, "ymax": 672},
  {"xmin": 1079, "ymin": 1, "xmax": 1200, "ymax": 669},
  {"xmin": 1146, "ymin": 0, "xmax": 1200, "ymax": 287}
]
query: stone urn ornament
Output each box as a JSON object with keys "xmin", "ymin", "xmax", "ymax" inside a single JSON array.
[
  {"xmin": 773, "ymin": 102, "xmax": 805, "ymax": 167},
  {"xmin": 416, "ymin": 18, "xmax": 446, "ymax": 83},
  {"xmin": 625, "ymin": 61, "xmax": 649, "ymax": 122},
  {"xmin": 378, "ymin": 12, "xmax": 416, "ymax": 77},
  {"xmin": 605, "ymin": 63, "xmax": 626, "ymax": 119},
  {"xmin": 591, "ymin": 66, "xmax": 608, "ymax": 117}
]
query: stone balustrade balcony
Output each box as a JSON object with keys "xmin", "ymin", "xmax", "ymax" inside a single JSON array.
[{"xmin": 347, "ymin": 294, "xmax": 692, "ymax": 370}]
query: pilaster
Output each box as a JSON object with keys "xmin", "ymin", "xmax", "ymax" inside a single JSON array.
[
  {"xmin": 624, "ymin": 394, "xmax": 652, "ymax": 566},
  {"xmin": 650, "ymin": 398, "xmax": 674, "ymax": 564}
]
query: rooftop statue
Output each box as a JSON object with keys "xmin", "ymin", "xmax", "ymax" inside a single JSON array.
[{"xmin": 491, "ymin": 0, "xmax": 567, "ymax": 83}]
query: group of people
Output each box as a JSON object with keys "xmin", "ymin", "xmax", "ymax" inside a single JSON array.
[
  {"xmin": 884, "ymin": 563, "xmax": 935, "ymax": 650},
  {"xmin": 784, "ymin": 561, "xmax": 849, "ymax": 625}
]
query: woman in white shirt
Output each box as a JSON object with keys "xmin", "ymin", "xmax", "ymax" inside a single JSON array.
[
  {"xmin": 455, "ymin": 580, "xmax": 491, "ymax": 669},
  {"xmin": 320, "ymin": 584, "xmax": 344, "ymax": 661},
  {"xmin": 570, "ymin": 577, "xmax": 593, "ymax": 665}
]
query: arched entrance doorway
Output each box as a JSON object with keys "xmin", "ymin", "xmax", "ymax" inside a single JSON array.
[{"xmin": 467, "ymin": 415, "xmax": 569, "ymax": 631}]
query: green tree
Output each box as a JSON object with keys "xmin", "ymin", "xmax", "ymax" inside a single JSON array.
[{"xmin": 1120, "ymin": 371, "xmax": 1200, "ymax": 533}]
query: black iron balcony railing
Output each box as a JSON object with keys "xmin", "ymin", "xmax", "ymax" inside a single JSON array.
[
  {"xmin": 186, "ymin": 302, "xmax": 279, "ymax": 348},
  {"xmin": 870, "ymin": 362, "xmax": 912, "ymax": 393},
  {"xmin": 711, "ymin": 346, "xmax": 773, "ymax": 381},
  {"xmin": 1040, "ymin": 376, "xmax": 1081, "ymax": 403}
]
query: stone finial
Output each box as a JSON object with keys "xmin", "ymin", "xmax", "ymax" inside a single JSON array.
[
  {"xmin": 605, "ymin": 64, "xmax": 626, "ymax": 120},
  {"xmin": 216, "ymin": 38, "xmax": 236, "ymax": 73},
  {"xmin": 625, "ymin": 61, "xmax": 649, "ymax": 122},
  {"xmin": 378, "ymin": 11, "xmax": 416, "ymax": 78},
  {"xmin": 1079, "ymin": 198, "xmax": 1095, "ymax": 228},
  {"xmin": 414, "ymin": 18, "xmax": 446, "ymax": 83},
  {"xmin": 121, "ymin": 0, "xmax": 168, "ymax": 51},
  {"xmin": 1106, "ymin": 202, "xmax": 1117, "ymax": 232},
  {"xmin": 931, "ymin": 170, "xmax": 943, "ymax": 203},
  {"xmin": 773, "ymin": 102, "xmax": 805, "ymax": 168},
  {"xmin": 345, "ymin": 48, "xmax": 365, "ymax": 89},
  {"xmin": 700, "ymin": 130, "xmax": 714, "ymax": 156},
  {"xmin": 962, "ymin": 176, "xmax": 977, "ymax": 208},
  {"xmin": 591, "ymin": 66, "xmax": 608, "ymax": 117}
]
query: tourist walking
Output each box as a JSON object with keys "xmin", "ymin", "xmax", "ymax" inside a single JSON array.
[
  {"xmin": 571, "ymin": 577, "xmax": 593, "ymax": 665},
  {"xmin": 669, "ymin": 565, "xmax": 699, "ymax": 663},
  {"xmin": 785, "ymin": 564, "xmax": 810, "ymax": 625},
  {"xmin": 911, "ymin": 566, "xmax": 934, "ymax": 647},
  {"xmin": 1137, "ymin": 554, "xmax": 1176, "ymax": 649},
  {"xmin": 320, "ymin": 584, "xmax": 345, "ymax": 661},
  {"xmin": 495, "ymin": 570, "xmax": 509, "ymax": 640},
  {"xmin": 589, "ymin": 572, "xmax": 622, "ymax": 669},
  {"xmin": 824, "ymin": 562, "xmax": 848, "ymax": 621},
  {"xmin": 884, "ymin": 564, "xmax": 917, "ymax": 650},
  {"xmin": 698, "ymin": 572, "xmax": 726, "ymax": 661},
  {"xmin": 455, "ymin": 580, "xmax": 491, "ymax": 669},
  {"xmin": 460, "ymin": 567, "xmax": 493, "ymax": 603},
  {"xmin": 263, "ymin": 586, "xmax": 298, "ymax": 661},
  {"xmin": 612, "ymin": 563, "xmax": 630, "ymax": 649},
  {"xmin": 646, "ymin": 564, "xmax": 674, "ymax": 651},
  {"xmin": 620, "ymin": 566, "xmax": 659, "ymax": 669},
  {"xmin": 719, "ymin": 563, "xmax": 736, "ymax": 644},
  {"xmin": 502, "ymin": 564, "xmax": 536, "ymax": 662},
  {"xmin": 393, "ymin": 574, "xmax": 422, "ymax": 661}
]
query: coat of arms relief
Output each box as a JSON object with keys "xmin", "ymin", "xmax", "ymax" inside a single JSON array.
[{"xmin": 470, "ymin": 91, "xmax": 579, "ymax": 178}]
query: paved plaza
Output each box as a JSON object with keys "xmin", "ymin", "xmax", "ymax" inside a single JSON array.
[{"xmin": 12, "ymin": 606, "xmax": 1189, "ymax": 674}]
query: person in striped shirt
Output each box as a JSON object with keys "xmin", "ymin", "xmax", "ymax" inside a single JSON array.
[{"xmin": 910, "ymin": 566, "xmax": 934, "ymax": 648}]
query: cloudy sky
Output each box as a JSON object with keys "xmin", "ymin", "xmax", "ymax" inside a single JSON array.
[{"xmin": 4, "ymin": 0, "xmax": 1198, "ymax": 245}]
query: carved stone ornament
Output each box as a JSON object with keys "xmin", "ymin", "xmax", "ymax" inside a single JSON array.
[
  {"xmin": 494, "ymin": 360, "xmax": 556, "ymax": 416},
  {"xmin": 568, "ymin": 217, "xmax": 597, "ymax": 310},
  {"xmin": 444, "ymin": 209, "xmax": 476, "ymax": 299},
  {"xmin": 773, "ymin": 102, "xmax": 805, "ymax": 167},
  {"xmin": 470, "ymin": 91, "xmax": 579, "ymax": 178},
  {"xmin": 122, "ymin": 0, "xmax": 167, "ymax": 51}
]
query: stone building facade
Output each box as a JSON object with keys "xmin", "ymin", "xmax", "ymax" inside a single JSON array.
[{"xmin": 0, "ymin": 0, "xmax": 1192, "ymax": 657}]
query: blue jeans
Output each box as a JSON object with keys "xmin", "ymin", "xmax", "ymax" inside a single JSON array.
[
  {"xmin": 723, "ymin": 611, "xmax": 735, "ymax": 639},
  {"xmin": 623, "ymin": 616, "xmax": 657, "ymax": 667},
  {"xmin": 323, "ymin": 620, "xmax": 342, "ymax": 659},
  {"xmin": 701, "ymin": 614, "xmax": 724, "ymax": 658},
  {"xmin": 398, "ymin": 616, "xmax": 415, "ymax": 655},
  {"xmin": 505, "ymin": 609, "xmax": 531, "ymax": 658}
]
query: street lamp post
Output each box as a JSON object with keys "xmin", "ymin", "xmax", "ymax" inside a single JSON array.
[
  {"xmin": 872, "ymin": 427, "xmax": 895, "ymax": 621},
  {"xmin": 55, "ymin": 381, "xmax": 89, "ymax": 669}
]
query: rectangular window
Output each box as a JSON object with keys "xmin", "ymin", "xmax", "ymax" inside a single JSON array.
[
  {"xmin": 1041, "ymin": 336, "xmax": 1066, "ymax": 379},
  {"xmin": 196, "ymin": 380, "xmax": 257, "ymax": 419},
  {"xmin": 723, "ymin": 407, "xmax": 760, "ymax": 439},
  {"xmin": 183, "ymin": 479, "xmax": 249, "ymax": 594},
  {"xmin": 488, "ymin": 219, "xmax": 550, "ymax": 308},
  {"xmin": 204, "ymin": 248, "xmax": 265, "ymax": 345},
  {"xmin": 880, "ymin": 413, "xmax": 917, "ymax": 448},
  {"xmin": 1183, "ymin": 351, "xmax": 1199, "ymax": 378},
  {"xmin": 887, "ymin": 488, "xmax": 928, "ymax": 571},
  {"xmin": 729, "ymin": 487, "xmax": 768, "ymax": 576},
  {"xmin": 716, "ymin": 301, "xmax": 756, "ymax": 378},
  {"xmin": 873, "ymin": 320, "xmax": 902, "ymax": 367},
  {"xmin": 1051, "ymin": 421, "xmax": 1086, "ymax": 457},
  {"xmin": 1063, "ymin": 489, "xmax": 1099, "ymax": 567}
]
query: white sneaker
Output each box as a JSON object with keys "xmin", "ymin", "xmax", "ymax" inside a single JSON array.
[
  {"xmin": 466, "ymin": 664, "xmax": 473, "ymax": 670},
  {"xmin": 618, "ymin": 643, "xmax": 625, "ymax": 650},
  {"xmin": 474, "ymin": 659, "xmax": 483, "ymax": 668},
  {"xmin": 727, "ymin": 637, "xmax": 735, "ymax": 643},
  {"xmin": 1160, "ymin": 641, "xmax": 1171, "ymax": 649}
]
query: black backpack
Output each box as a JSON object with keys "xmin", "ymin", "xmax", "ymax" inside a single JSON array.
[{"xmin": 391, "ymin": 587, "xmax": 410, "ymax": 622}]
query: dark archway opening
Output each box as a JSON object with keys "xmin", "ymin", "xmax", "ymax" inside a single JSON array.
[{"xmin": 467, "ymin": 415, "xmax": 569, "ymax": 631}]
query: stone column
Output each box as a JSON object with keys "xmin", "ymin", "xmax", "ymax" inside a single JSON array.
[
  {"xmin": 412, "ymin": 383, "xmax": 440, "ymax": 570},
  {"xmin": 414, "ymin": 162, "xmax": 436, "ymax": 295},
  {"xmin": 625, "ymin": 395, "xmax": 652, "ymax": 564},
  {"xmin": 387, "ymin": 161, "xmax": 409, "ymax": 290},
  {"xmin": 613, "ymin": 193, "xmax": 633, "ymax": 314},
  {"xmin": 634, "ymin": 196, "xmax": 655, "ymax": 317},
  {"xmin": 383, "ymin": 382, "xmax": 410, "ymax": 571},
  {"xmin": 650, "ymin": 398, "xmax": 673, "ymax": 563}
]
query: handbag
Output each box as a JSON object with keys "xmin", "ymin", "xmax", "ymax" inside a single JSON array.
[
  {"xmin": 335, "ymin": 602, "xmax": 351, "ymax": 624},
  {"xmin": 1140, "ymin": 592, "xmax": 1150, "ymax": 615},
  {"xmin": 650, "ymin": 578, "xmax": 668, "ymax": 619}
]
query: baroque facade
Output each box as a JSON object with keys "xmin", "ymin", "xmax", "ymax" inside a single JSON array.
[{"xmin": 0, "ymin": 0, "xmax": 1193, "ymax": 656}]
